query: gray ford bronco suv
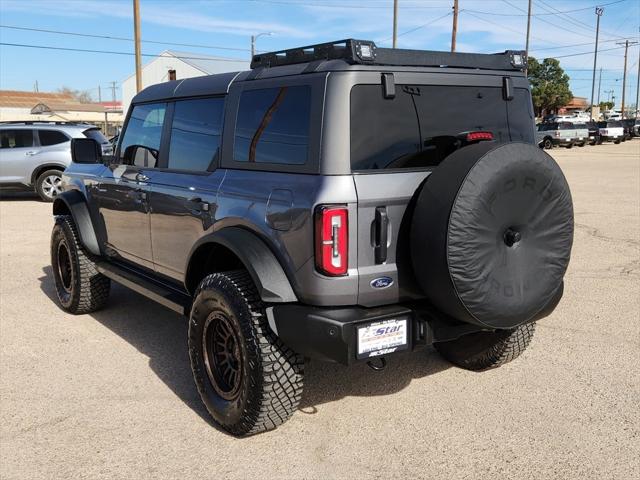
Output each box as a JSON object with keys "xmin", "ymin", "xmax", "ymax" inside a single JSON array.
[{"xmin": 50, "ymin": 40, "xmax": 574, "ymax": 436}]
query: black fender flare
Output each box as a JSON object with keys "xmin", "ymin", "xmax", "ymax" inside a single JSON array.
[
  {"xmin": 52, "ymin": 190, "xmax": 101, "ymax": 256},
  {"xmin": 188, "ymin": 227, "xmax": 298, "ymax": 303}
]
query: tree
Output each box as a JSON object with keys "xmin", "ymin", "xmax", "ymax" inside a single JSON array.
[
  {"xmin": 56, "ymin": 86, "xmax": 94, "ymax": 104},
  {"xmin": 527, "ymin": 57, "xmax": 573, "ymax": 117},
  {"xmin": 599, "ymin": 101, "xmax": 614, "ymax": 111}
]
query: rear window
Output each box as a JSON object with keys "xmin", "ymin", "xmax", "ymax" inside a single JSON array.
[
  {"xmin": 0, "ymin": 129, "xmax": 34, "ymax": 148},
  {"xmin": 233, "ymin": 86, "xmax": 311, "ymax": 165},
  {"xmin": 83, "ymin": 128, "xmax": 108, "ymax": 144},
  {"xmin": 559, "ymin": 122, "xmax": 574, "ymax": 129},
  {"xmin": 574, "ymin": 123, "xmax": 587, "ymax": 129},
  {"xmin": 38, "ymin": 129, "xmax": 69, "ymax": 146},
  {"xmin": 168, "ymin": 97, "xmax": 225, "ymax": 171},
  {"xmin": 350, "ymin": 84, "xmax": 534, "ymax": 170},
  {"xmin": 607, "ymin": 121, "xmax": 622, "ymax": 128}
]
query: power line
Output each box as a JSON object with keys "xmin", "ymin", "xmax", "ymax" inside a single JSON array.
[
  {"xmin": 0, "ymin": 24, "xmax": 251, "ymax": 52},
  {"xmin": 379, "ymin": 11, "xmax": 452, "ymax": 44},
  {"xmin": 0, "ymin": 42, "xmax": 247, "ymax": 62},
  {"xmin": 466, "ymin": 0, "xmax": 628, "ymax": 17}
]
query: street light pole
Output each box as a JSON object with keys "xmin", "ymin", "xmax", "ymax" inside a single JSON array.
[
  {"xmin": 133, "ymin": 0, "xmax": 142, "ymax": 93},
  {"xmin": 524, "ymin": 0, "xmax": 532, "ymax": 71},
  {"xmin": 251, "ymin": 32, "xmax": 273, "ymax": 60},
  {"xmin": 589, "ymin": 6, "xmax": 604, "ymax": 121}
]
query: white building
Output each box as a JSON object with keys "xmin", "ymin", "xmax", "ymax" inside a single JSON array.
[{"xmin": 122, "ymin": 50, "xmax": 249, "ymax": 114}]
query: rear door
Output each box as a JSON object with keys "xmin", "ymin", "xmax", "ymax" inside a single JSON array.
[
  {"xmin": 349, "ymin": 76, "xmax": 535, "ymax": 307},
  {"xmin": 147, "ymin": 97, "xmax": 226, "ymax": 282}
]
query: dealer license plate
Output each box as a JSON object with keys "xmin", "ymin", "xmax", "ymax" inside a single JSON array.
[{"xmin": 357, "ymin": 318, "xmax": 408, "ymax": 359}]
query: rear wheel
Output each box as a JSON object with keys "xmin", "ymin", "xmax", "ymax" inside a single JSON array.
[
  {"xmin": 566, "ymin": 143, "xmax": 573, "ymax": 149},
  {"xmin": 614, "ymin": 139, "xmax": 621, "ymax": 144},
  {"xmin": 435, "ymin": 323, "xmax": 536, "ymax": 371},
  {"xmin": 543, "ymin": 138, "xmax": 553, "ymax": 150},
  {"xmin": 188, "ymin": 270, "xmax": 304, "ymax": 436},
  {"xmin": 36, "ymin": 169, "xmax": 63, "ymax": 202}
]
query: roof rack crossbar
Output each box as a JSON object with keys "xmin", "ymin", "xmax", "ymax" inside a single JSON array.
[{"xmin": 250, "ymin": 39, "xmax": 526, "ymax": 72}]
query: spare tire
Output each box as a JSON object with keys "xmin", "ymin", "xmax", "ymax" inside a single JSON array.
[{"xmin": 411, "ymin": 142, "xmax": 573, "ymax": 329}]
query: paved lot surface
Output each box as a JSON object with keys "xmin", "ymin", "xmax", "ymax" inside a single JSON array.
[{"xmin": 1, "ymin": 141, "xmax": 639, "ymax": 479}]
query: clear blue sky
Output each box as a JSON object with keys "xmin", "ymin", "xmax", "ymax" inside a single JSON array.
[{"xmin": 1, "ymin": 0, "xmax": 638, "ymax": 107}]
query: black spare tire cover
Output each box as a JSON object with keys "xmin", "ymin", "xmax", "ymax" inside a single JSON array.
[{"xmin": 411, "ymin": 142, "xmax": 573, "ymax": 329}]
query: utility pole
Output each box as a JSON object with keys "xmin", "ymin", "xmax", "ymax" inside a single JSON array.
[
  {"xmin": 589, "ymin": 7, "xmax": 604, "ymax": 121},
  {"xmin": 98, "ymin": 85, "xmax": 102, "ymax": 103},
  {"xmin": 524, "ymin": 0, "xmax": 532, "ymax": 71},
  {"xmin": 133, "ymin": 0, "xmax": 142, "ymax": 93},
  {"xmin": 597, "ymin": 67, "xmax": 602, "ymax": 104},
  {"xmin": 451, "ymin": 0, "xmax": 459, "ymax": 52},
  {"xmin": 109, "ymin": 81, "xmax": 117, "ymax": 103},
  {"xmin": 636, "ymin": 37, "xmax": 640, "ymax": 117},
  {"xmin": 392, "ymin": 0, "xmax": 398, "ymax": 48},
  {"xmin": 34, "ymin": 80, "xmax": 39, "ymax": 92},
  {"xmin": 616, "ymin": 39, "xmax": 639, "ymax": 119}
]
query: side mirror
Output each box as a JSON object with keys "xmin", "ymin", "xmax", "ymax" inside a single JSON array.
[{"xmin": 71, "ymin": 138, "xmax": 102, "ymax": 164}]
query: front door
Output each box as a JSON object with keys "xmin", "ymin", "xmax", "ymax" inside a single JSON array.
[{"xmin": 94, "ymin": 102, "xmax": 167, "ymax": 270}]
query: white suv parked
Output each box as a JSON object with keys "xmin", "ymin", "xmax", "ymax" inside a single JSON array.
[{"xmin": 0, "ymin": 122, "xmax": 112, "ymax": 201}]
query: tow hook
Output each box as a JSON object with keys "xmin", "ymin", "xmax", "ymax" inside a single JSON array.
[{"xmin": 366, "ymin": 357, "xmax": 387, "ymax": 371}]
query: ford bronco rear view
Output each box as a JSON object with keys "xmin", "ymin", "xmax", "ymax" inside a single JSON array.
[{"xmin": 49, "ymin": 39, "xmax": 574, "ymax": 436}]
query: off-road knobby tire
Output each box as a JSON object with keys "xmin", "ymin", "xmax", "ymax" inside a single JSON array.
[
  {"xmin": 50, "ymin": 215, "xmax": 110, "ymax": 314},
  {"xmin": 36, "ymin": 169, "xmax": 63, "ymax": 202},
  {"xmin": 188, "ymin": 270, "xmax": 304, "ymax": 436},
  {"xmin": 435, "ymin": 322, "xmax": 536, "ymax": 371}
]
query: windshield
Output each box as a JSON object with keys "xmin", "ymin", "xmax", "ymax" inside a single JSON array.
[
  {"xmin": 350, "ymin": 84, "xmax": 534, "ymax": 171},
  {"xmin": 83, "ymin": 128, "xmax": 109, "ymax": 144}
]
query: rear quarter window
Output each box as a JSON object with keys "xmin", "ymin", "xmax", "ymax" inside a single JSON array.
[{"xmin": 233, "ymin": 86, "xmax": 311, "ymax": 165}]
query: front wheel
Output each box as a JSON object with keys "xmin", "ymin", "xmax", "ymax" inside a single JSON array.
[
  {"xmin": 188, "ymin": 270, "xmax": 304, "ymax": 436},
  {"xmin": 50, "ymin": 215, "xmax": 110, "ymax": 313},
  {"xmin": 434, "ymin": 322, "xmax": 535, "ymax": 371}
]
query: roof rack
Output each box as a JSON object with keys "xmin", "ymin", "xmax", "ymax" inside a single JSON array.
[
  {"xmin": 0, "ymin": 121, "xmax": 92, "ymax": 126},
  {"xmin": 250, "ymin": 39, "xmax": 526, "ymax": 72}
]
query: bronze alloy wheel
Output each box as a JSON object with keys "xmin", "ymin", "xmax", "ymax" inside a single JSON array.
[
  {"xmin": 202, "ymin": 312, "xmax": 244, "ymax": 401},
  {"xmin": 56, "ymin": 240, "xmax": 73, "ymax": 293}
]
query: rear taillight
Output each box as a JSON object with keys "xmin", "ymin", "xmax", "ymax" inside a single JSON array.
[
  {"xmin": 315, "ymin": 205, "xmax": 348, "ymax": 276},
  {"xmin": 554, "ymin": 131, "xmax": 561, "ymax": 137},
  {"xmin": 466, "ymin": 131, "xmax": 494, "ymax": 142}
]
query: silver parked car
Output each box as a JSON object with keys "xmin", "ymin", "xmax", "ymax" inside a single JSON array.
[
  {"xmin": 0, "ymin": 121, "xmax": 112, "ymax": 201},
  {"xmin": 536, "ymin": 121, "xmax": 577, "ymax": 149}
]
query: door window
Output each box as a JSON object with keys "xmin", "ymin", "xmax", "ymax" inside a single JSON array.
[
  {"xmin": 233, "ymin": 86, "xmax": 310, "ymax": 165},
  {"xmin": 0, "ymin": 129, "xmax": 34, "ymax": 149},
  {"xmin": 167, "ymin": 97, "xmax": 225, "ymax": 171},
  {"xmin": 38, "ymin": 129, "xmax": 69, "ymax": 146},
  {"xmin": 119, "ymin": 103, "xmax": 166, "ymax": 168}
]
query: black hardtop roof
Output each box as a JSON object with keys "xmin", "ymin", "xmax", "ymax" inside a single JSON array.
[{"xmin": 131, "ymin": 39, "xmax": 526, "ymax": 104}]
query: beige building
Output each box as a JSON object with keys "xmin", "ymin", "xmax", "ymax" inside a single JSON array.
[{"xmin": 0, "ymin": 90, "xmax": 123, "ymax": 136}]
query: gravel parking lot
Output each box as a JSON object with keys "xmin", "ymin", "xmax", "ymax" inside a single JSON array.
[{"xmin": 1, "ymin": 141, "xmax": 639, "ymax": 480}]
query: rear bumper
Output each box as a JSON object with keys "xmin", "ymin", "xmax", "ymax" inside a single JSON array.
[{"xmin": 267, "ymin": 304, "xmax": 485, "ymax": 365}]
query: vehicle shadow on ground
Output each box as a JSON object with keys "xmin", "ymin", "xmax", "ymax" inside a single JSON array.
[
  {"xmin": 0, "ymin": 191, "xmax": 41, "ymax": 201},
  {"xmin": 39, "ymin": 266, "xmax": 450, "ymax": 421}
]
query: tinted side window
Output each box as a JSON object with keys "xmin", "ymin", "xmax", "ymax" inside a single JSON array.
[
  {"xmin": 120, "ymin": 102, "xmax": 166, "ymax": 167},
  {"xmin": 234, "ymin": 86, "xmax": 310, "ymax": 165},
  {"xmin": 168, "ymin": 97, "xmax": 224, "ymax": 171},
  {"xmin": 38, "ymin": 129, "xmax": 69, "ymax": 146},
  {"xmin": 0, "ymin": 129, "xmax": 34, "ymax": 148}
]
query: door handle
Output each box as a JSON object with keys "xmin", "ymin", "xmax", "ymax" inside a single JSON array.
[
  {"xmin": 136, "ymin": 173, "xmax": 149, "ymax": 182},
  {"xmin": 25, "ymin": 151, "xmax": 38, "ymax": 156},
  {"xmin": 189, "ymin": 196, "xmax": 210, "ymax": 212},
  {"xmin": 374, "ymin": 206, "xmax": 388, "ymax": 264}
]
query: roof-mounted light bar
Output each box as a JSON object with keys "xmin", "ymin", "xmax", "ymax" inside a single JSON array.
[{"xmin": 250, "ymin": 39, "xmax": 527, "ymax": 72}]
